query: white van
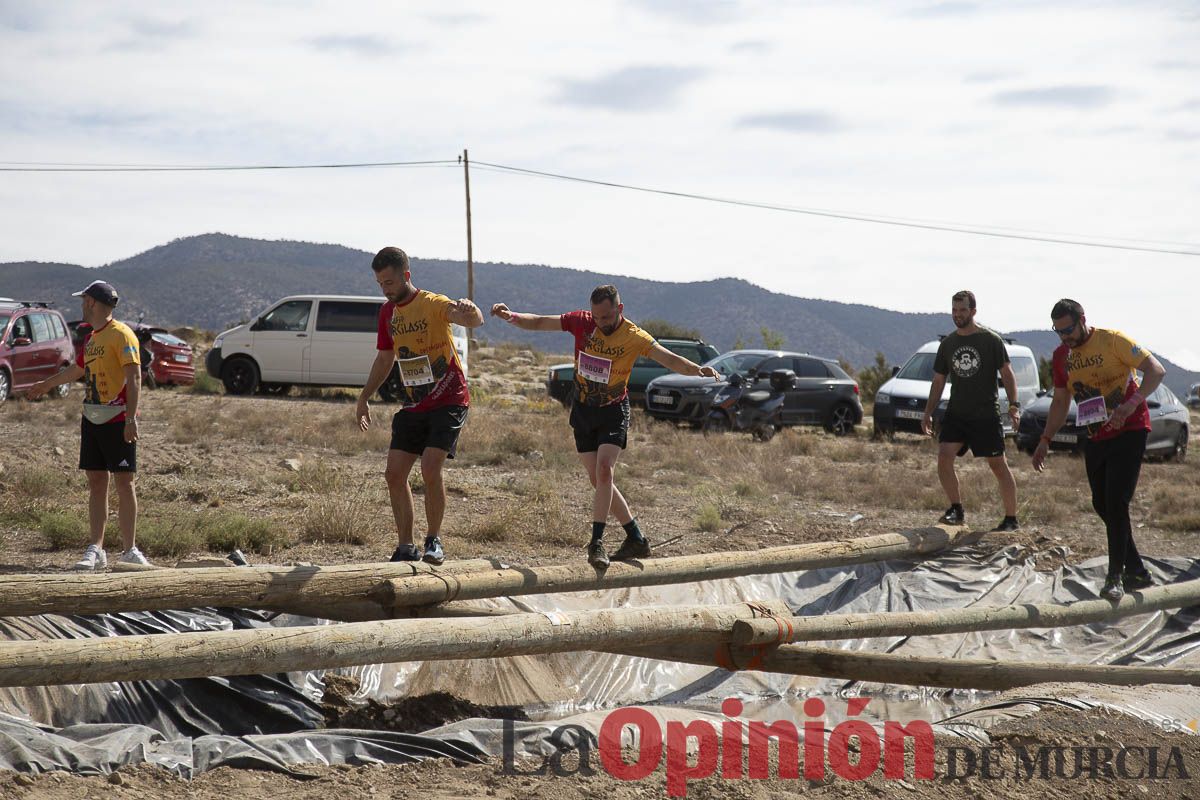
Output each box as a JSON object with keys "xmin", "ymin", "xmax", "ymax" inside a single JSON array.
[
  {"xmin": 206, "ymin": 295, "xmax": 469, "ymax": 400},
  {"xmin": 872, "ymin": 337, "xmax": 1041, "ymax": 438}
]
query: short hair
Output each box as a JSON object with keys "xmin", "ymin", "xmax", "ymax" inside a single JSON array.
[
  {"xmin": 951, "ymin": 290, "xmax": 976, "ymax": 310},
  {"xmin": 371, "ymin": 246, "xmax": 409, "ymax": 274},
  {"xmin": 590, "ymin": 284, "xmax": 620, "ymax": 306},
  {"xmin": 1051, "ymin": 298, "xmax": 1083, "ymax": 322}
]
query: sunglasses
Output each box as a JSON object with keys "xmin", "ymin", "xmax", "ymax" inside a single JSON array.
[{"xmin": 1052, "ymin": 322, "xmax": 1078, "ymax": 337}]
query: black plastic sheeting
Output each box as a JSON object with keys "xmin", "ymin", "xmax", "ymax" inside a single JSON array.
[{"xmin": 0, "ymin": 544, "xmax": 1197, "ymax": 776}]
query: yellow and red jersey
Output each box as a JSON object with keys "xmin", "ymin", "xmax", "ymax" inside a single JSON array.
[
  {"xmin": 1052, "ymin": 327, "xmax": 1151, "ymax": 440},
  {"xmin": 561, "ymin": 311, "xmax": 656, "ymax": 406},
  {"xmin": 76, "ymin": 319, "xmax": 140, "ymax": 423},
  {"xmin": 376, "ymin": 289, "xmax": 469, "ymax": 411}
]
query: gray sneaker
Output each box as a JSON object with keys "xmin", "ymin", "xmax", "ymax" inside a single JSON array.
[
  {"xmin": 118, "ymin": 546, "xmax": 151, "ymax": 566},
  {"xmin": 73, "ymin": 544, "xmax": 107, "ymax": 571}
]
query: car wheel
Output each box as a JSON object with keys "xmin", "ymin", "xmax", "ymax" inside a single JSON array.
[
  {"xmin": 702, "ymin": 416, "xmax": 731, "ymax": 436},
  {"xmin": 825, "ymin": 402, "xmax": 857, "ymax": 436},
  {"xmin": 1165, "ymin": 429, "xmax": 1188, "ymax": 462},
  {"xmin": 221, "ymin": 358, "xmax": 259, "ymax": 395},
  {"xmin": 0, "ymin": 369, "xmax": 9, "ymax": 404},
  {"xmin": 871, "ymin": 419, "xmax": 894, "ymax": 441},
  {"xmin": 378, "ymin": 369, "xmax": 404, "ymax": 403},
  {"xmin": 753, "ymin": 423, "xmax": 776, "ymax": 442},
  {"xmin": 259, "ymin": 383, "xmax": 291, "ymax": 396},
  {"xmin": 50, "ymin": 380, "xmax": 70, "ymax": 399}
]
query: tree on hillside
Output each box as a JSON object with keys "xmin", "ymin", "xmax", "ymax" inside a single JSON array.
[
  {"xmin": 640, "ymin": 318, "xmax": 703, "ymax": 340},
  {"xmin": 760, "ymin": 326, "xmax": 785, "ymax": 350},
  {"xmin": 853, "ymin": 352, "xmax": 894, "ymax": 401}
]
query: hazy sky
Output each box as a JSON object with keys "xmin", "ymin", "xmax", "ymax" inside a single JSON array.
[{"xmin": 2, "ymin": 1, "xmax": 1198, "ymax": 367}]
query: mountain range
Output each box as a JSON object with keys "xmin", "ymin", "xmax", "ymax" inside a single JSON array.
[{"xmin": 3, "ymin": 233, "xmax": 1196, "ymax": 396}]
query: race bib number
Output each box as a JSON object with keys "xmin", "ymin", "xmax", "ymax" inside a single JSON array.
[
  {"xmin": 578, "ymin": 352, "xmax": 613, "ymax": 384},
  {"xmin": 1077, "ymin": 395, "xmax": 1108, "ymax": 427},
  {"xmin": 397, "ymin": 356, "xmax": 434, "ymax": 387}
]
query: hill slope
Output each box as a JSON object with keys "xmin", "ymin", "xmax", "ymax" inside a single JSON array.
[{"xmin": 3, "ymin": 233, "xmax": 1196, "ymax": 394}]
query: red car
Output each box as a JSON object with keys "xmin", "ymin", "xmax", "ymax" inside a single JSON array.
[
  {"xmin": 68, "ymin": 321, "xmax": 196, "ymax": 388},
  {"xmin": 0, "ymin": 300, "xmax": 76, "ymax": 404},
  {"xmin": 132, "ymin": 324, "xmax": 196, "ymax": 388}
]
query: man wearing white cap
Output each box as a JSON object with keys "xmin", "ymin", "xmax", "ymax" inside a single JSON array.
[{"xmin": 28, "ymin": 280, "xmax": 151, "ymax": 569}]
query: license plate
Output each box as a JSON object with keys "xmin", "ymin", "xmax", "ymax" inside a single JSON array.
[
  {"xmin": 173, "ymin": 354, "xmax": 189, "ymax": 363},
  {"xmin": 895, "ymin": 409, "xmax": 924, "ymax": 420},
  {"xmin": 1052, "ymin": 432, "xmax": 1078, "ymax": 444},
  {"xmin": 650, "ymin": 393, "xmax": 675, "ymax": 406}
]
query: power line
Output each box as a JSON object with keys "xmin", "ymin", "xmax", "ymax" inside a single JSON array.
[
  {"xmin": 471, "ymin": 161, "xmax": 1200, "ymax": 257},
  {"xmin": 0, "ymin": 159, "xmax": 458, "ymax": 172}
]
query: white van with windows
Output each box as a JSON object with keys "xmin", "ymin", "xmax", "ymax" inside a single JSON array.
[
  {"xmin": 206, "ymin": 295, "xmax": 468, "ymax": 400},
  {"xmin": 872, "ymin": 337, "xmax": 1041, "ymax": 439}
]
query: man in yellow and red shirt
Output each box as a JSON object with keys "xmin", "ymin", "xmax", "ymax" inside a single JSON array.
[
  {"xmin": 28, "ymin": 280, "xmax": 151, "ymax": 570},
  {"xmin": 1031, "ymin": 298, "xmax": 1167, "ymax": 601},
  {"xmin": 492, "ymin": 285, "xmax": 718, "ymax": 568},
  {"xmin": 356, "ymin": 247, "xmax": 484, "ymax": 565}
]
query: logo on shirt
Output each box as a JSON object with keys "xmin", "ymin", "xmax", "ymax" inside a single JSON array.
[
  {"xmin": 392, "ymin": 319, "xmax": 429, "ymax": 336},
  {"xmin": 951, "ymin": 346, "xmax": 981, "ymax": 378},
  {"xmin": 1067, "ymin": 353, "xmax": 1105, "ymax": 371}
]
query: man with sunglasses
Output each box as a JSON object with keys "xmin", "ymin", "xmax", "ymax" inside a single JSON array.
[{"xmin": 1032, "ymin": 298, "xmax": 1166, "ymax": 601}]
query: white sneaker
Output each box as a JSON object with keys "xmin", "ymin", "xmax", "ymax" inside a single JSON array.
[
  {"xmin": 73, "ymin": 544, "xmax": 107, "ymax": 571},
  {"xmin": 117, "ymin": 546, "xmax": 151, "ymax": 566}
]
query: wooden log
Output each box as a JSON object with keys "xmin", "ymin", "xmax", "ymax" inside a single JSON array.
[
  {"xmin": 0, "ymin": 559, "xmax": 504, "ymax": 619},
  {"xmin": 369, "ymin": 525, "xmax": 980, "ymax": 609},
  {"xmin": 0, "ymin": 601, "xmax": 789, "ymax": 687},
  {"xmin": 612, "ymin": 642, "xmax": 1200, "ymax": 691},
  {"xmin": 732, "ymin": 577, "xmax": 1200, "ymax": 645}
]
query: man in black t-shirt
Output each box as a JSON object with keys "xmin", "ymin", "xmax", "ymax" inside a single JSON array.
[{"xmin": 921, "ymin": 290, "xmax": 1022, "ymax": 531}]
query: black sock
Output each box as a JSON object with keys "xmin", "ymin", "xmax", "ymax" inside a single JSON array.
[
  {"xmin": 951, "ymin": 503, "xmax": 964, "ymax": 511},
  {"xmin": 424, "ymin": 535, "xmax": 438, "ymax": 546},
  {"xmin": 591, "ymin": 522, "xmax": 606, "ymax": 544},
  {"xmin": 1002, "ymin": 515, "xmax": 1017, "ymax": 524},
  {"xmin": 622, "ymin": 519, "xmax": 646, "ymax": 543}
]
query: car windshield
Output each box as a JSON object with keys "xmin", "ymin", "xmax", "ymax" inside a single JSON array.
[
  {"xmin": 896, "ymin": 352, "xmax": 937, "ymax": 381},
  {"xmin": 150, "ymin": 332, "xmax": 188, "ymax": 347},
  {"xmin": 704, "ymin": 352, "xmax": 771, "ymax": 378}
]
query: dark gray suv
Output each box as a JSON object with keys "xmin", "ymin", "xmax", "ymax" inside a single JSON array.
[{"xmin": 644, "ymin": 349, "xmax": 863, "ymax": 435}]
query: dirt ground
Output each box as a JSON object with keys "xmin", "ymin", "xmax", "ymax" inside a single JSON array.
[{"xmin": 0, "ymin": 343, "xmax": 1197, "ymax": 798}]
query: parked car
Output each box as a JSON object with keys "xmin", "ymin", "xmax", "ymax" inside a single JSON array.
[
  {"xmin": 0, "ymin": 300, "xmax": 76, "ymax": 404},
  {"xmin": 546, "ymin": 337, "xmax": 720, "ymax": 406},
  {"xmin": 645, "ymin": 349, "xmax": 863, "ymax": 435},
  {"xmin": 872, "ymin": 338, "xmax": 1042, "ymax": 439},
  {"xmin": 206, "ymin": 295, "xmax": 469, "ymax": 399},
  {"xmin": 1016, "ymin": 383, "xmax": 1189, "ymax": 461},
  {"xmin": 132, "ymin": 324, "xmax": 196, "ymax": 388},
  {"xmin": 1187, "ymin": 383, "xmax": 1200, "ymax": 409}
]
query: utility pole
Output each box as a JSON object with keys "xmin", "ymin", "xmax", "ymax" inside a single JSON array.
[
  {"xmin": 461, "ymin": 149, "xmax": 474, "ymax": 304},
  {"xmin": 460, "ymin": 148, "xmax": 476, "ymax": 356}
]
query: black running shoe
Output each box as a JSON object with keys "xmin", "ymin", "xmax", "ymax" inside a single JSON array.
[
  {"xmin": 422, "ymin": 537, "xmax": 445, "ymax": 566},
  {"xmin": 939, "ymin": 506, "xmax": 965, "ymax": 526},
  {"xmin": 389, "ymin": 543, "xmax": 422, "ymax": 562},
  {"xmin": 1123, "ymin": 570, "xmax": 1153, "ymax": 592},
  {"xmin": 586, "ymin": 541, "xmax": 610, "ymax": 569},
  {"xmin": 610, "ymin": 535, "xmax": 651, "ymax": 562},
  {"xmin": 1100, "ymin": 574, "xmax": 1124, "ymax": 601},
  {"xmin": 991, "ymin": 517, "xmax": 1020, "ymax": 533}
]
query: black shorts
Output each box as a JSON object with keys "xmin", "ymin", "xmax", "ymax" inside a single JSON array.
[
  {"xmin": 79, "ymin": 417, "xmax": 137, "ymax": 473},
  {"xmin": 570, "ymin": 398, "xmax": 630, "ymax": 453},
  {"xmin": 391, "ymin": 405, "xmax": 468, "ymax": 457},
  {"xmin": 939, "ymin": 412, "xmax": 1005, "ymax": 458}
]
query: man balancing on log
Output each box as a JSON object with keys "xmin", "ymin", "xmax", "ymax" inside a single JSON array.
[
  {"xmin": 491, "ymin": 284, "xmax": 719, "ymax": 568},
  {"xmin": 356, "ymin": 246, "xmax": 484, "ymax": 565},
  {"xmin": 1032, "ymin": 298, "xmax": 1166, "ymax": 601}
]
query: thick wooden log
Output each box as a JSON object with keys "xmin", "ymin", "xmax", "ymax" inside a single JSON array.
[
  {"xmin": 613, "ymin": 642, "xmax": 1200, "ymax": 691},
  {"xmin": 369, "ymin": 526, "xmax": 980, "ymax": 609},
  {"xmin": 0, "ymin": 559, "xmax": 504, "ymax": 619},
  {"xmin": 0, "ymin": 600, "xmax": 788, "ymax": 687},
  {"xmin": 732, "ymin": 577, "xmax": 1200, "ymax": 645}
]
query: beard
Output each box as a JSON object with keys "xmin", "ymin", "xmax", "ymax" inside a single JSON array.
[
  {"xmin": 953, "ymin": 316, "xmax": 972, "ymax": 329},
  {"xmin": 386, "ymin": 286, "xmax": 414, "ymax": 304}
]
